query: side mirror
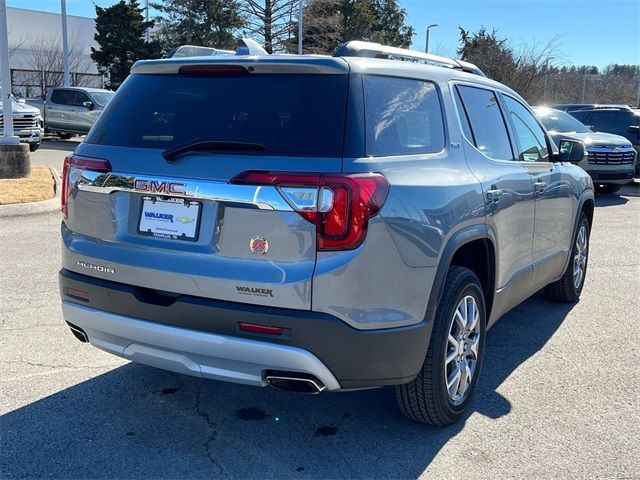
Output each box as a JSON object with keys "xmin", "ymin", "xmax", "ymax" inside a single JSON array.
[
  {"xmin": 83, "ymin": 101, "xmax": 94, "ymax": 111},
  {"xmin": 16, "ymin": 97, "xmax": 26, "ymax": 104},
  {"xmin": 557, "ymin": 139, "xmax": 587, "ymax": 163},
  {"xmin": 628, "ymin": 125, "xmax": 639, "ymax": 135}
]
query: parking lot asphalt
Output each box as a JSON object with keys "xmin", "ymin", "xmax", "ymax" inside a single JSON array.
[{"xmin": 1, "ymin": 145, "xmax": 639, "ymax": 479}]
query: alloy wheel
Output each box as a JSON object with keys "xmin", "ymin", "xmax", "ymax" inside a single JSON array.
[{"xmin": 444, "ymin": 295, "xmax": 481, "ymax": 405}]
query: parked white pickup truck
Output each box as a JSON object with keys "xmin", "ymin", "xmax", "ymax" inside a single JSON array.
[
  {"xmin": 0, "ymin": 87, "xmax": 44, "ymax": 152},
  {"xmin": 27, "ymin": 86, "xmax": 114, "ymax": 139}
]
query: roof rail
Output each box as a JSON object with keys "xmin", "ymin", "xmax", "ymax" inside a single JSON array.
[{"xmin": 334, "ymin": 41, "xmax": 486, "ymax": 77}]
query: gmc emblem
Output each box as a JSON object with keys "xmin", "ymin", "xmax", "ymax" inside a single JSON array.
[{"xmin": 133, "ymin": 179, "xmax": 186, "ymax": 194}]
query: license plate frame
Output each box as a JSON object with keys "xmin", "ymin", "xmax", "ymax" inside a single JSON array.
[{"xmin": 137, "ymin": 195, "xmax": 202, "ymax": 242}]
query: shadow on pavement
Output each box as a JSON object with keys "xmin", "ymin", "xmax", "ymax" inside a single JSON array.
[{"xmin": 0, "ymin": 293, "xmax": 574, "ymax": 479}]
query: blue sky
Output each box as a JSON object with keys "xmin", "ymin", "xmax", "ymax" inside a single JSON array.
[{"xmin": 8, "ymin": 0, "xmax": 640, "ymax": 68}]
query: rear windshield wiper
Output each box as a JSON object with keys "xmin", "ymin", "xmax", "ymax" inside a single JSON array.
[{"xmin": 162, "ymin": 139, "xmax": 266, "ymax": 162}]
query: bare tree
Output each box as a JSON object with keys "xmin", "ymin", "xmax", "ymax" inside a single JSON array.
[
  {"xmin": 26, "ymin": 34, "xmax": 93, "ymax": 97},
  {"xmin": 242, "ymin": 0, "xmax": 301, "ymax": 53}
]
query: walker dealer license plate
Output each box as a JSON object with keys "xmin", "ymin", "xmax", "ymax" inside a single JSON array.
[{"xmin": 138, "ymin": 196, "xmax": 201, "ymax": 241}]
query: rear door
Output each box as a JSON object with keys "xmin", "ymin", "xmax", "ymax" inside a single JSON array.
[
  {"xmin": 453, "ymin": 84, "xmax": 535, "ymax": 294},
  {"xmin": 47, "ymin": 89, "xmax": 75, "ymax": 130},
  {"xmin": 62, "ymin": 60, "xmax": 350, "ymax": 310}
]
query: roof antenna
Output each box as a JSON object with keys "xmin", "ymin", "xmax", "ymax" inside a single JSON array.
[{"xmin": 236, "ymin": 38, "xmax": 269, "ymax": 56}]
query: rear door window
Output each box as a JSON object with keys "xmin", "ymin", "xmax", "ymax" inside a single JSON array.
[
  {"xmin": 86, "ymin": 72, "xmax": 349, "ymax": 157},
  {"xmin": 50, "ymin": 89, "xmax": 74, "ymax": 105},
  {"xmin": 503, "ymin": 96, "xmax": 550, "ymax": 162},
  {"xmin": 456, "ymin": 85, "xmax": 513, "ymax": 161},
  {"xmin": 613, "ymin": 111, "xmax": 638, "ymax": 135},
  {"xmin": 363, "ymin": 76, "xmax": 444, "ymax": 156}
]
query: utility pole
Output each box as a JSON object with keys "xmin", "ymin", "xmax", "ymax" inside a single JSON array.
[
  {"xmin": 0, "ymin": 0, "xmax": 17, "ymax": 144},
  {"xmin": 425, "ymin": 24, "xmax": 438, "ymax": 54},
  {"xmin": 61, "ymin": 0, "xmax": 70, "ymax": 86},
  {"xmin": 298, "ymin": 0, "xmax": 303, "ymax": 54}
]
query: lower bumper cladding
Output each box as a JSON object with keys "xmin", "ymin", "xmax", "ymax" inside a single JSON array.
[{"xmin": 62, "ymin": 301, "xmax": 342, "ymax": 390}]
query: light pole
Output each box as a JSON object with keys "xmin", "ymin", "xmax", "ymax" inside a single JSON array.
[
  {"xmin": 543, "ymin": 57, "xmax": 555, "ymax": 103},
  {"xmin": 0, "ymin": 0, "xmax": 18, "ymax": 144},
  {"xmin": 61, "ymin": 0, "xmax": 70, "ymax": 86},
  {"xmin": 425, "ymin": 24, "xmax": 438, "ymax": 54}
]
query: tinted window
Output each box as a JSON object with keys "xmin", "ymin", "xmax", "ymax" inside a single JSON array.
[
  {"xmin": 453, "ymin": 89, "xmax": 474, "ymax": 141},
  {"xmin": 588, "ymin": 111, "xmax": 617, "ymax": 132},
  {"xmin": 613, "ymin": 111, "xmax": 638, "ymax": 134},
  {"xmin": 456, "ymin": 85, "xmax": 513, "ymax": 161},
  {"xmin": 50, "ymin": 89, "xmax": 74, "ymax": 105},
  {"xmin": 504, "ymin": 97, "xmax": 550, "ymax": 162},
  {"xmin": 86, "ymin": 73, "xmax": 348, "ymax": 157},
  {"xmin": 73, "ymin": 91, "xmax": 91, "ymax": 107},
  {"xmin": 569, "ymin": 111, "xmax": 590, "ymax": 124},
  {"xmin": 363, "ymin": 76, "xmax": 444, "ymax": 156}
]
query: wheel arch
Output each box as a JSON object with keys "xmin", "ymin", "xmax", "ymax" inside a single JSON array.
[{"xmin": 426, "ymin": 224, "xmax": 496, "ymax": 323}]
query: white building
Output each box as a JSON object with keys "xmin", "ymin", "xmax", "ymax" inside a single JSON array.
[{"xmin": 6, "ymin": 7, "xmax": 102, "ymax": 97}]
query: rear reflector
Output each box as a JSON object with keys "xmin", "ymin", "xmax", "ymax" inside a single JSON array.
[
  {"xmin": 239, "ymin": 323, "xmax": 283, "ymax": 336},
  {"xmin": 62, "ymin": 155, "xmax": 112, "ymax": 218},
  {"xmin": 231, "ymin": 171, "xmax": 389, "ymax": 251},
  {"xmin": 66, "ymin": 287, "xmax": 89, "ymax": 301}
]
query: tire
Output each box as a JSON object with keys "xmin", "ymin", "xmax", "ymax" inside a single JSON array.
[
  {"xmin": 544, "ymin": 211, "xmax": 590, "ymax": 303},
  {"xmin": 29, "ymin": 143, "xmax": 40, "ymax": 152},
  {"xmin": 594, "ymin": 184, "xmax": 621, "ymax": 194},
  {"xmin": 395, "ymin": 266, "xmax": 486, "ymax": 425}
]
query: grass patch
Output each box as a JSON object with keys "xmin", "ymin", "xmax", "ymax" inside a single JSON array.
[{"xmin": 0, "ymin": 166, "xmax": 56, "ymax": 205}]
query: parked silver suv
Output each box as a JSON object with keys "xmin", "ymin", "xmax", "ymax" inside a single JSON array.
[{"xmin": 59, "ymin": 40, "xmax": 594, "ymax": 425}]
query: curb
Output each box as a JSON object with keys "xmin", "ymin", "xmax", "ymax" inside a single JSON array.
[{"xmin": 0, "ymin": 167, "xmax": 61, "ymax": 218}]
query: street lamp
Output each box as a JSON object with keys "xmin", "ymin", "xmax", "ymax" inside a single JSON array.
[
  {"xmin": 425, "ymin": 24, "xmax": 439, "ymax": 54},
  {"xmin": 543, "ymin": 57, "xmax": 556, "ymax": 103}
]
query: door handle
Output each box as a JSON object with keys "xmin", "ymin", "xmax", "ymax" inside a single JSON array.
[
  {"xmin": 534, "ymin": 181, "xmax": 547, "ymax": 194},
  {"xmin": 486, "ymin": 188, "xmax": 503, "ymax": 202}
]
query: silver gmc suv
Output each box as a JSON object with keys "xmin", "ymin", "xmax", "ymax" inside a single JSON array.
[{"xmin": 59, "ymin": 40, "xmax": 594, "ymax": 425}]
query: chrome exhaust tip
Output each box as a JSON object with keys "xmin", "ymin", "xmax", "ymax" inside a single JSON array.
[
  {"xmin": 266, "ymin": 372, "xmax": 326, "ymax": 394},
  {"xmin": 66, "ymin": 322, "xmax": 89, "ymax": 343}
]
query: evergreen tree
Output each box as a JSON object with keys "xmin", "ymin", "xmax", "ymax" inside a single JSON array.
[
  {"xmin": 152, "ymin": 0, "xmax": 245, "ymax": 51},
  {"xmin": 91, "ymin": 0, "xmax": 161, "ymax": 89},
  {"xmin": 299, "ymin": 0, "xmax": 414, "ymax": 55}
]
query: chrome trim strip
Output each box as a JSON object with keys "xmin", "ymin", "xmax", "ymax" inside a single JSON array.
[
  {"xmin": 72, "ymin": 169, "xmax": 294, "ymax": 211},
  {"xmin": 62, "ymin": 301, "xmax": 341, "ymax": 390}
]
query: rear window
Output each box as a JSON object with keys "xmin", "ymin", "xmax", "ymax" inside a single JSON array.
[
  {"xmin": 85, "ymin": 72, "xmax": 348, "ymax": 157},
  {"xmin": 363, "ymin": 76, "xmax": 444, "ymax": 156}
]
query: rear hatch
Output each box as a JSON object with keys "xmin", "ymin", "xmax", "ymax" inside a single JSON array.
[{"xmin": 62, "ymin": 57, "xmax": 351, "ymax": 310}]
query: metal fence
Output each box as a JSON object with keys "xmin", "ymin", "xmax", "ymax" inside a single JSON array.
[{"xmin": 9, "ymin": 68, "xmax": 105, "ymax": 99}]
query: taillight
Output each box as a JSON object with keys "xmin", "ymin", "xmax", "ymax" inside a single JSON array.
[
  {"xmin": 61, "ymin": 155, "xmax": 112, "ymax": 218},
  {"xmin": 231, "ymin": 171, "xmax": 389, "ymax": 251}
]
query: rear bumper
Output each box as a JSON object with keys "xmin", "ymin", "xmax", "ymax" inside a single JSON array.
[
  {"xmin": 62, "ymin": 301, "xmax": 342, "ymax": 390},
  {"xmin": 59, "ymin": 269, "xmax": 431, "ymax": 389}
]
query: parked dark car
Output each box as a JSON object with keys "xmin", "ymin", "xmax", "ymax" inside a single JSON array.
[
  {"xmin": 568, "ymin": 108, "xmax": 640, "ymax": 175},
  {"xmin": 550, "ymin": 103, "xmax": 632, "ymax": 112}
]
